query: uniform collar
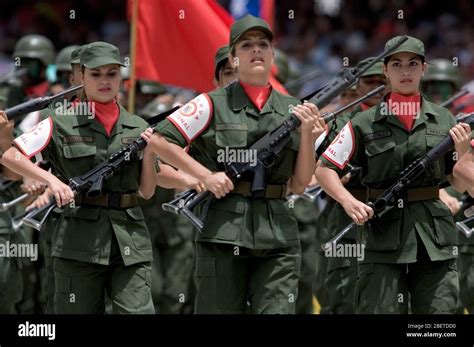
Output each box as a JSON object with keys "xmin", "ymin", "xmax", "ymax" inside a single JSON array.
[
  {"xmin": 231, "ymin": 81, "xmax": 289, "ymax": 117},
  {"xmin": 72, "ymin": 103, "xmax": 139, "ymax": 137},
  {"xmin": 374, "ymin": 93, "xmax": 438, "ymax": 130}
]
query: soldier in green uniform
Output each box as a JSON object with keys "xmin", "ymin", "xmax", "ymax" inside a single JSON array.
[
  {"xmin": 0, "ymin": 111, "xmax": 24, "ymax": 313},
  {"xmin": 0, "ymin": 35, "xmax": 55, "ymax": 314},
  {"xmin": 30, "ymin": 44, "xmax": 85, "ymax": 314},
  {"xmin": 0, "ymin": 35, "xmax": 55, "ymax": 110},
  {"xmin": 145, "ymin": 45, "xmax": 237, "ymax": 314},
  {"xmin": 421, "ymin": 59, "xmax": 474, "ymax": 313},
  {"xmin": 290, "ymin": 192, "xmax": 319, "ymax": 314},
  {"xmin": 137, "ymin": 85, "xmax": 196, "ymax": 314},
  {"xmin": 323, "ymin": 57, "xmax": 387, "ymax": 314},
  {"xmin": 52, "ymin": 45, "xmax": 80, "ymax": 93},
  {"xmin": 144, "ymin": 15, "xmax": 325, "ymax": 314},
  {"xmin": 316, "ymin": 36, "xmax": 472, "ymax": 313},
  {"xmin": 1, "ymin": 41, "xmax": 159, "ymax": 314},
  {"xmin": 273, "ymin": 47, "xmax": 320, "ymax": 314},
  {"xmin": 213, "ymin": 45, "xmax": 237, "ymax": 88},
  {"xmin": 422, "ymin": 58, "xmax": 462, "ymax": 105}
]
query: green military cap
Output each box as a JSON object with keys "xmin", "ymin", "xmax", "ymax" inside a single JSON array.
[
  {"xmin": 229, "ymin": 15, "xmax": 273, "ymax": 48},
  {"xmin": 70, "ymin": 45, "xmax": 85, "ymax": 65},
  {"xmin": 214, "ymin": 45, "xmax": 230, "ymax": 79},
  {"xmin": 356, "ymin": 57, "xmax": 384, "ymax": 77},
  {"xmin": 56, "ymin": 45, "xmax": 79, "ymax": 72},
  {"xmin": 384, "ymin": 35, "xmax": 425, "ymax": 59},
  {"xmin": 80, "ymin": 41, "xmax": 124, "ymax": 68},
  {"xmin": 423, "ymin": 58, "xmax": 461, "ymax": 88}
]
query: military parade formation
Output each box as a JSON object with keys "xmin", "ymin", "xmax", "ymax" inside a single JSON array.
[{"xmin": 0, "ymin": 13, "xmax": 473, "ymax": 316}]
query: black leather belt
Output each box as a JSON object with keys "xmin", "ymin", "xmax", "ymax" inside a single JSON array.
[{"xmin": 75, "ymin": 192, "xmax": 138, "ymax": 208}]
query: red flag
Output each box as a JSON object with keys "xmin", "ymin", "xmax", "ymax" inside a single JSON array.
[
  {"xmin": 131, "ymin": 0, "xmax": 287, "ymax": 94},
  {"xmin": 260, "ymin": 0, "xmax": 275, "ymax": 31}
]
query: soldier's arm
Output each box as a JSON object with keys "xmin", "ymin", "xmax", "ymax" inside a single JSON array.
[
  {"xmin": 315, "ymin": 121, "xmax": 373, "ymax": 225},
  {"xmin": 0, "ymin": 110, "xmax": 21, "ymax": 180},
  {"xmin": 146, "ymin": 132, "xmax": 232, "ymax": 198},
  {"xmin": 288, "ymin": 102, "xmax": 324, "ymax": 194},
  {"xmin": 453, "ymin": 146, "xmax": 474, "ymax": 197},
  {"xmin": 1, "ymin": 147, "xmax": 73, "ymax": 206},
  {"xmin": 138, "ymin": 128, "xmax": 158, "ymax": 200},
  {"xmin": 146, "ymin": 94, "xmax": 233, "ymax": 199},
  {"xmin": 446, "ymin": 123, "xmax": 472, "ymax": 193},
  {"xmin": 154, "ymin": 163, "xmax": 204, "ymax": 192}
]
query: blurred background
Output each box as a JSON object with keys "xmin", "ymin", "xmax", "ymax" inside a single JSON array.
[{"xmin": 0, "ymin": 0, "xmax": 473, "ymax": 98}]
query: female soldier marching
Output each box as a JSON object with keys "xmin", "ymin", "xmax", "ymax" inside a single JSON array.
[
  {"xmin": 2, "ymin": 42, "xmax": 158, "ymax": 314},
  {"xmin": 143, "ymin": 15, "xmax": 325, "ymax": 314},
  {"xmin": 315, "ymin": 36, "xmax": 471, "ymax": 314}
]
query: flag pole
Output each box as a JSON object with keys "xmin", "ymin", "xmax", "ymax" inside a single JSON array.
[{"xmin": 128, "ymin": 0, "xmax": 138, "ymax": 114}]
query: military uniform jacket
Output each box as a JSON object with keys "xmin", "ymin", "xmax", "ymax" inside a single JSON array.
[
  {"xmin": 14, "ymin": 104, "xmax": 152, "ymax": 266},
  {"xmin": 321, "ymin": 95, "xmax": 459, "ymax": 263},
  {"xmin": 156, "ymin": 81, "xmax": 301, "ymax": 249}
]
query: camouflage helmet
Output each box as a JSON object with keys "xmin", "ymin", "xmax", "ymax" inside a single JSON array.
[
  {"xmin": 136, "ymin": 80, "xmax": 166, "ymax": 95},
  {"xmin": 56, "ymin": 45, "xmax": 79, "ymax": 72},
  {"xmin": 13, "ymin": 35, "xmax": 55, "ymax": 66},
  {"xmin": 139, "ymin": 98, "xmax": 172, "ymax": 119},
  {"xmin": 423, "ymin": 58, "xmax": 462, "ymax": 89}
]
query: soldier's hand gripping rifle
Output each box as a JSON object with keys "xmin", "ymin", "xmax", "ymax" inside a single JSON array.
[
  {"xmin": 162, "ymin": 37, "xmax": 409, "ymax": 231},
  {"xmin": 19, "ymin": 106, "xmax": 179, "ymax": 231},
  {"xmin": 4, "ymin": 84, "xmax": 83, "ymax": 120},
  {"xmin": 321, "ymin": 114, "xmax": 474, "ymax": 251}
]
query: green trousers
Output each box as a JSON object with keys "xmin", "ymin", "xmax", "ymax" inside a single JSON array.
[
  {"xmin": 194, "ymin": 242, "xmax": 301, "ymax": 314},
  {"xmin": 53, "ymin": 235, "xmax": 154, "ymax": 314},
  {"xmin": 355, "ymin": 258, "xmax": 459, "ymax": 314},
  {"xmin": 458, "ymin": 252, "xmax": 474, "ymax": 313},
  {"xmin": 151, "ymin": 230, "xmax": 195, "ymax": 314},
  {"xmin": 325, "ymin": 251, "xmax": 358, "ymax": 314},
  {"xmin": 0, "ymin": 233, "xmax": 23, "ymax": 313}
]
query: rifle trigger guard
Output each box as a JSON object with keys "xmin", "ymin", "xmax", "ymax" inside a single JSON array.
[{"xmin": 263, "ymin": 157, "xmax": 274, "ymax": 168}]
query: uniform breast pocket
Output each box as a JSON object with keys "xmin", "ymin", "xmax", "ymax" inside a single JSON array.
[
  {"xmin": 63, "ymin": 144, "xmax": 97, "ymax": 165},
  {"xmin": 364, "ymin": 138, "xmax": 397, "ymax": 184},
  {"xmin": 425, "ymin": 136, "xmax": 445, "ymax": 178},
  {"xmin": 215, "ymin": 124, "xmax": 248, "ymax": 148}
]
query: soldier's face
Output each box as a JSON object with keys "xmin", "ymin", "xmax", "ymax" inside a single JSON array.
[
  {"xmin": 384, "ymin": 52, "xmax": 426, "ymax": 95},
  {"xmin": 81, "ymin": 64, "xmax": 121, "ymax": 103},
  {"xmin": 70, "ymin": 64, "xmax": 82, "ymax": 87},
  {"xmin": 357, "ymin": 75, "xmax": 387, "ymax": 106},
  {"xmin": 217, "ymin": 60, "xmax": 237, "ymax": 88},
  {"xmin": 232, "ymin": 30, "xmax": 274, "ymax": 82}
]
